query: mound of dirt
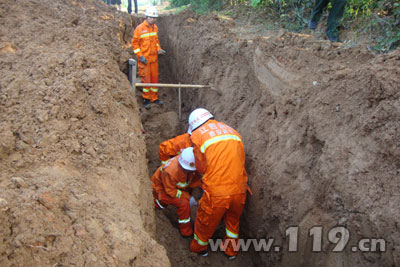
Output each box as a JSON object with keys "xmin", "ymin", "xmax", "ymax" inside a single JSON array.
[
  {"xmin": 0, "ymin": 0, "xmax": 169, "ymax": 265},
  {"xmin": 156, "ymin": 11, "xmax": 400, "ymax": 266}
]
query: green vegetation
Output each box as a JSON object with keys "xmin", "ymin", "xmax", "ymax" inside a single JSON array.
[
  {"xmin": 169, "ymin": 0, "xmax": 225, "ymax": 13},
  {"xmin": 169, "ymin": 0, "xmax": 400, "ymax": 52}
]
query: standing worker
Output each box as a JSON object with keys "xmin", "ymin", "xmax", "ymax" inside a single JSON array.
[
  {"xmin": 188, "ymin": 108, "xmax": 250, "ymax": 260},
  {"xmin": 308, "ymin": 0, "xmax": 347, "ymax": 42},
  {"xmin": 151, "ymin": 147, "xmax": 199, "ymax": 237},
  {"xmin": 131, "ymin": 6, "xmax": 166, "ymax": 109},
  {"xmin": 110, "ymin": 0, "xmax": 121, "ymax": 10},
  {"xmin": 127, "ymin": 0, "xmax": 138, "ymax": 14}
]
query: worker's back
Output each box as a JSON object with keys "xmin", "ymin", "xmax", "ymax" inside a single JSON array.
[{"xmin": 191, "ymin": 119, "xmax": 248, "ymax": 197}]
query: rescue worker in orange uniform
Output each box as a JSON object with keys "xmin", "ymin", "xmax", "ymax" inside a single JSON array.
[
  {"xmin": 151, "ymin": 147, "xmax": 199, "ymax": 237},
  {"xmin": 188, "ymin": 108, "xmax": 250, "ymax": 260},
  {"xmin": 131, "ymin": 6, "xmax": 166, "ymax": 109},
  {"xmin": 158, "ymin": 133, "xmax": 202, "ymax": 190},
  {"xmin": 159, "ymin": 133, "xmax": 192, "ymax": 165}
]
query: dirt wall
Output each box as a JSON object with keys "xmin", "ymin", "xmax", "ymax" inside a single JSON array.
[
  {"xmin": 0, "ymin": 0, "xmax": 169, "ymax": 265},
  {"xmin": 158, "ymin": 11, "xmax": 400, "ymax": 267}
]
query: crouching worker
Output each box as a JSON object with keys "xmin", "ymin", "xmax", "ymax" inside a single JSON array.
[
  {"xmin": 159, "ymin": 133, "xmax": 202, "ymax": 191},
  {"xmin": 151, "ymin": 147, "xmax": 198, "ymax": 237}
]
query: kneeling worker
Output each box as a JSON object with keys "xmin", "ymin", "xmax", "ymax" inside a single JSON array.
[{"xmin": 151, "ymin": 147, "xmax": 199, "ymax": 237}]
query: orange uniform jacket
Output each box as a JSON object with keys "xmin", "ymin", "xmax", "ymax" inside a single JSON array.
[
  {"xmin": 159, "ymin": 133, "xmax": 192, "ymax": 163},
  {"xmin": 190, "ymin": 119, "xmax": 248, "ymax": 197},
  {"xmin": 131, "ymin": 20, "xmax": 162, "ymax": 63},
  {"xmin": 151, "ymin": 157, "xmax": 200, "ymax": 201}
]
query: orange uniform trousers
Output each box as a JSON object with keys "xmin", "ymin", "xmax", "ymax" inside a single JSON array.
[
  {"xmin": 138, "ymin": 61, "xmax": 159, "ymax": 102},
  {"xmin": 190, "ymin": 193, "xmax": 246, "ymax": 256},
  {"xmin": 153, "ymin": 190, "xmax": 193, "ymax": 237}
]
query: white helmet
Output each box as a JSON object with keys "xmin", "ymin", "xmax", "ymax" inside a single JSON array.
[
  {"xmin": 145, "ymin": 6, "xmax": 158, "ymax": 18},
  {"xmin": 187, "ymin": 108, "xmax": 213, "ymax": 134},
  {"xmin": 178, "ymin": 147, "xmax": 196, "ymax": 171}
]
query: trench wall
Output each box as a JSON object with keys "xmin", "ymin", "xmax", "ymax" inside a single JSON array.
[
  {"xmin": 158, "ymin": 11, "xmax": 400, "ymax": 267},
  {"xmin": 0, "ymin": 0, "xmax": 169, "ymax": 266}
]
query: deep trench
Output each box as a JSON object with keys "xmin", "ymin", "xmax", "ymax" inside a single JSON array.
[
  {"xmin": 1, "ymin": 0, "xmax": 397, "ymax": 265},
  {"xmin": 135, "ymin": 18, "xmax": 260, "ymax": 267},
  {"xmin": 132, "ymin": 13, "xmax": 398, "ymax": 267}
]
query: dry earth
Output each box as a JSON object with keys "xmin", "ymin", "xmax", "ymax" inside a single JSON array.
[
  {"xmin": 1, "ymin": 0, "xmax": 400, "ymax": 267},
  {"xmin": 155, "ymin": 11, "xmax": 400, "ymax": 267},
  {"xmin": 0, "ymin": 0, "xmax": 168, "ymax": 266}
]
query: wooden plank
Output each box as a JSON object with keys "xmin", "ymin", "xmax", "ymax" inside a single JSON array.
[{"xmin": 135, "ymin": 83, "xmax": 210, "ymax": 88}]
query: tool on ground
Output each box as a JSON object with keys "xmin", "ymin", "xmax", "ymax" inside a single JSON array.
[{"xmin": 135, "ymin": 83, "xmax": 212, "ymax": 88}]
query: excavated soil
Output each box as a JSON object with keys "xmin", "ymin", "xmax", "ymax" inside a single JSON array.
[
  {"xmin": 155, "ymin": 11, "xmax": 400, "ymax": 267},
  {"xmin": 1, "ymin": 0, "xmax": 400, "ymax": 266},
  {"xmin": 0, "ymin": 0, "xmax": 168, "ymax": 266}
]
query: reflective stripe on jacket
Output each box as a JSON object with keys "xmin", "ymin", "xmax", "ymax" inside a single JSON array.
[
  {"xmin": 190, "ymin": 119, "xmax": 248, "ymax": 196},
  {"xmin": 131, "ymin": 20, "xmax": 161, "ymax": 63}
]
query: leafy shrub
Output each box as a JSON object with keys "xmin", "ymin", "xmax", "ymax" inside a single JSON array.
[{"xmin": 170, "ymin": 0, "xmax": 191, "ymax": 7}]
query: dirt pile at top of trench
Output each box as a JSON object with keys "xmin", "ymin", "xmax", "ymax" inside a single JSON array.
[
  {"xmin": 158, "ymin": 12, "xmax": 400, "ymax": 266},
  {"xmin": 0, "ymin": 0, "xmax": 169, "ymax": 266}
]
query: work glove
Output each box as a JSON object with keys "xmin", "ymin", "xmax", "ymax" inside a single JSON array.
[
  {"xmin": 189, "ymin": 196, "xmax": 198, "ymax": 208},
  {"xmin": 139, "ymin": 55, "xmax": 147, "ymax": 64},
  {"xmin": 158, "ymin": 49, "xmax": 166, "ymax": 55}
]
